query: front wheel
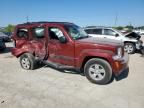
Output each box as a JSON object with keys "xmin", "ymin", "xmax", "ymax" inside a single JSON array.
[
  {"xmin": 124, "ymin": 43, "xmax": 136, "ymax": 54},
  {"xmin": 141, "ymin": 47, "xmax": 144, "ymax": 55},
  {"xmin": 20, "ymin": 53, "xmax": 37, "ymax": 70},
  {"xmin": 84, "ymin": 58, "xmax": 112, "ymax": 85}
]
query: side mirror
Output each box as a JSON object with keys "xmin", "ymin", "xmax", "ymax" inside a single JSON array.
[
  {"xmin": 59, "ymin": 36, "xmax": 67, "ymax": 43},
  {"xmin": 115, "ymin": 33, "xmax": 119, "ymax": 37}
]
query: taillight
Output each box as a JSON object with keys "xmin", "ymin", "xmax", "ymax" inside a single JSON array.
[{"xmin": 12, "ymin": 39, "xmax": 16, "ymax": 48}]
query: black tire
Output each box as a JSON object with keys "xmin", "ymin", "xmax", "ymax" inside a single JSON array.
[
  {"xmin": 84, "ymin": 58, "xmax": 112, "ymax": 85},
  {"xmin": 141, "ymin": 47, "xmax": 144, "ymax": 55},
  {"xmin": 20, "ymin": 53, "xmax": 37, "ymax": 70},
  {"xmin": 124, "ymin": 43, "xmax": 136, "ymax": 54},
  {"xmin": 0, "ymin": 48, "xmax": 5, "ymax": 51}
]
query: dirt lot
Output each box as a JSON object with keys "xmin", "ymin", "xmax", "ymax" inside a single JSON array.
[{"xmin": 0, "ymin": 38, "xmax": 144, "ymax": 108}]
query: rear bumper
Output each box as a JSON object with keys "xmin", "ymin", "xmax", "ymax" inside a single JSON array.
[{"xmin": 112, "ymin": 53, "xmax": 129, "ymax": 76}]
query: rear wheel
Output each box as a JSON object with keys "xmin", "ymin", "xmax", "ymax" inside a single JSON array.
[
  {"xmin": 20, "ymin": 53, "xmax": 37, "ymax": 70},
  {"xmin": 124, "ymin": 43, "xmax": 136, "ymax": 54},
  {"xmin": 84, "ymin": 58, "xmax": 112, "ymax": 85}
]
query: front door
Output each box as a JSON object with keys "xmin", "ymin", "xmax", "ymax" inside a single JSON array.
[
  {"xmin": 103, "ymin": 29, "xmax": 121, "ymax": 41},
  {"xmin": 47, "ymin": 26, "xmax": 75, "ymax": 66}
]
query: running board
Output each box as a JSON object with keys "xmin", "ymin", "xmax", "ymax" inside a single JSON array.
[{"xmin": 43, "ymin": 60, "xmax": 75, "ymax": 70}]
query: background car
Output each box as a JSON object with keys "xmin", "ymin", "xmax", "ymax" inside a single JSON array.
[
  {"xmin": 0, "ymin": 32, "xmax": 11, "ymax": 42},
  {"xmin": 0, "ymin": 38, "xmax": 6, "ymax": 51},
  {"xmin": 84, "ymin": 27, "xmax": 143, "ymax": 54}
]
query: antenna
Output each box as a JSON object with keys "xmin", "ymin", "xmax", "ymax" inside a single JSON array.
[{"xmin": 26, "ymin": 16, "xmax": 29, "ymax": 23}]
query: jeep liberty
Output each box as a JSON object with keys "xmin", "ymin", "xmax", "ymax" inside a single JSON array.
[{"xmin": 11, "ymin": 22, "xmax": 129, "ymax": 84}]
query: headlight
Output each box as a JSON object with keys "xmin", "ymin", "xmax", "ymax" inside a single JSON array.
[
  {"xmin": 117, "ymin": 47, "xmax": 122, "ymax": 58},
  {"xmin": 113, "ymin": 47, "xmax": 123, "ymax": 60},
  {"xmin": 137, "ymin": 40, "xmax": 143, "ymax": 45}
]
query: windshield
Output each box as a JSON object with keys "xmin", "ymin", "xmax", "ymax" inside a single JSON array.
[{"xmin": 65, "ymin": 25, "xmax": 89, "ymax": 40}]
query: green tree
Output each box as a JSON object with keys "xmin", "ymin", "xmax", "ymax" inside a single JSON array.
[
  {"xmin": 115, "ymin": 26, "xmax": 124, "ymax": 30},
  {"xmin": 4, "ymin": 24, "xmax": 15, "ymax": 33},
  {"xmin": 125, "ymin": 25, "xmax": 134, "ymax": 32}
]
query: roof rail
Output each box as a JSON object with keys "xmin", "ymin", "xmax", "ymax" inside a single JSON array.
[
  {"xmin": 19, "ymin": 21, "xmax": 74, "ymax": 25},
  {"xmin": 85, "ymin": 26, "xmax": 112, "ymax": 29}
]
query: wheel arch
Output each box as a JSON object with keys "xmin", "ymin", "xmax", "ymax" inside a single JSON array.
[
  {"xmin": 124, "ymin": 41, "xmax": 136, "ymax": 46},
  {"xmin": 80, "ymin": 56, "xmax": 110, "ymax": 72},
  {"xmin": 17, "ymin": 51, "xmax": 35, "ymax": 58}
]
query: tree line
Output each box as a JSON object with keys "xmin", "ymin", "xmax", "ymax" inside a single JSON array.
[
  {"xmin": 1, "ymin": 24, "xmax": 144, "ymax": 33},
  {"xmin": 114, "ymin": 26, "xmax": 144, "ymax": 32},
  {"xmin": 0, "ymin": 24, "xmax": 15, "ymax": 33}
]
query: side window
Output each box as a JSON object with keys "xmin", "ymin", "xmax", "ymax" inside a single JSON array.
[
  {"xmin": 49, "ymin": 27, "xmax": 64, "ymax": 40},
  {"xmin": 85, "ymin": 29, "xmax": 102, "ymax": 35},
  {"xmin": 32, "ymin": 27, "xmax": 45, "ymax": 39},
  {"xmin": 85, "ymin": 29, "xmax": 93, "ymax": 34},
  {"xmin": 93, "ymin": 29, "xmax": 102, "ymax": 35},
  {"xmin": 104, "ymin": 29, "xmax": 116, "ymax": 36},
  {"xmin": 17, "ymin": 28, "xmax": 28, "ymax": 39}
]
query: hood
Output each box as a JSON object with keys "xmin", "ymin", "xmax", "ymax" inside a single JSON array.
[
  {"xmin": 125, "ymin": 32, "xmax": 141, "ymax": 40},
  {"xmin": 77, "ymin": 37, "xmax": 123, "ymax": 47}
]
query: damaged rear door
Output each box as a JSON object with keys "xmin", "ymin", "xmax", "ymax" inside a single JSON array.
[{"xmin": 30, "ymin": 25, "xmax": 47, "ymax": 60}]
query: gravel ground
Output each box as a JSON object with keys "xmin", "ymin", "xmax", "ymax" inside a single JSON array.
[{"xmin": 0, "ymin": 38, "xmax": 144, "ymax": 108}]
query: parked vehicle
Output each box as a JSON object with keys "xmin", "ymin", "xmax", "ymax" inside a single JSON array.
[
  {"xmin": 133, "ymin": 29, "xmax": 144, "ymax": 36},
  {"xmin": 0, "ymin": 38, "xmax": 6, "ymax": 51},
  {"xmin": 0, "ymin": 32, "xmax": 11, "ymax": 42},
  {"xmin": 84, "ymin": 27, "xmax": 143, "ymax": 54},
  {"xmin": 11, "ymin": 22, "xmax": 129, "ymax": 84}
]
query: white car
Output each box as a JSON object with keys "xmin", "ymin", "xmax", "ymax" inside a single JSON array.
[
  {"xmin": 133, "ymin": 30, "xmax": 144, "ymax": 36},
  {"xmin": 84, "ymin": 27, "xmax": 143, "ymax": 54}
]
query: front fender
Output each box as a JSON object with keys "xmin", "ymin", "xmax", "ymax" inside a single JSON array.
[{"xmin": 75, "ymin": 49, "xmax": 114, "ymax": 68}]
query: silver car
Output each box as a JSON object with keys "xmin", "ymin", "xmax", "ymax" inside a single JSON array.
[{"xmin": 85, "ymin": 27, "xmax": 143, "ymax": 54}]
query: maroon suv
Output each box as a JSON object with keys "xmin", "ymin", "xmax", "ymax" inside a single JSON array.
[{"xmin": 11, "ymin": 22, "xmax": 129, "ymax": 84}]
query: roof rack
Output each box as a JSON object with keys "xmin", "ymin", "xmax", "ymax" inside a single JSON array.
[
  {"xmin": 85, "ymin": 26, "xmax": 111, "ymax": 29},
  {"xmin": 19, "ymin": 21, "xmax": 74, "ymax": 25}
]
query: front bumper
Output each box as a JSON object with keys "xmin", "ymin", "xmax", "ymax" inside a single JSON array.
[{"xmin": 112, "ymin": 53, "xmax": 129, "ymax": 76}]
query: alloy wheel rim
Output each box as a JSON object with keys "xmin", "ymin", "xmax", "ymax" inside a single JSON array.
[
  {"xmin": 124, "ymin": 45, "xmax": 133, "ymax": 53},
  {"xmin": 21, "ymin": 57, "xmax": 30, "ymax": 69},
  {"xmin": 88, "ymin": 64, "xmax": 106, "ymax": 81}
]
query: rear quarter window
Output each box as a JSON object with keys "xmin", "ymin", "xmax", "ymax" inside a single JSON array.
[{"xmin": 17, "ymin": 28, "xmax": 29, "ymax": 39}]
